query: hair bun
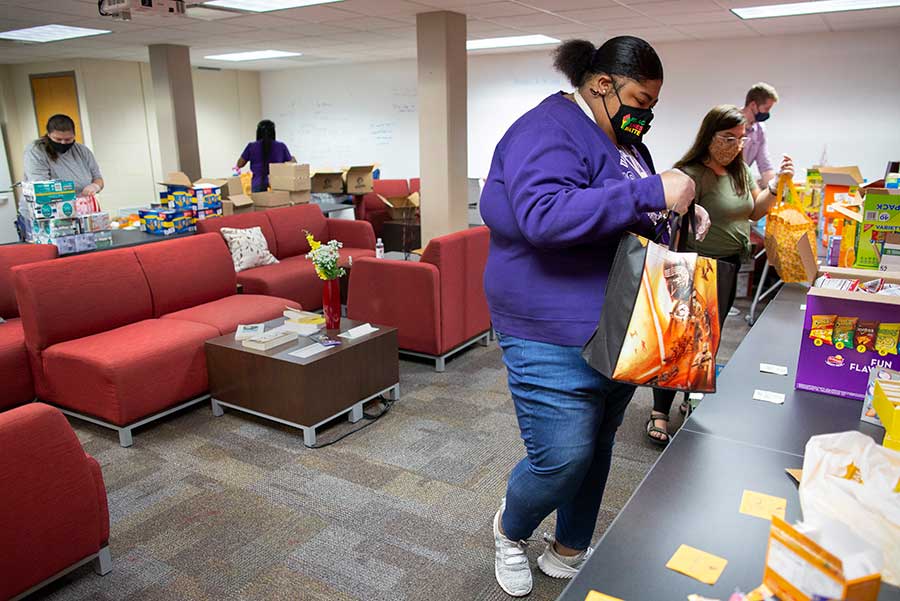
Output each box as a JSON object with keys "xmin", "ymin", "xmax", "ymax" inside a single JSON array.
[{"xmin": 553, "ymin": 39, "xmax": 596, "ymax": 87}]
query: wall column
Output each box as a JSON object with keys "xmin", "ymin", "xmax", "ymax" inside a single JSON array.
[
  {"xmin": 416, "ymin": 11, "xmax": 468, "ymax": 244},
  {"xmin": 149, "ymin": 44, "xmax": 201, "ymax": 179}
]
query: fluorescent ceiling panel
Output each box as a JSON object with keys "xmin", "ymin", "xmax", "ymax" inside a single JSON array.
[
  {"xmin": 467, "ymin": 34, "xmax": 560, "ymax": 50},
  {"xmin": 0, "ymin": 24, "xmax": 111, "ymax": 43},
  {"xmin": 203, "ymin": 0, "xmax": 343, "ymax": 12},
  {"xmin": 204, "ymin": 49, "xmax": 302, "ymax": 61},
  {"xmin": 732, "ymin": 0, "xmax": 900, "ymax": 19}
]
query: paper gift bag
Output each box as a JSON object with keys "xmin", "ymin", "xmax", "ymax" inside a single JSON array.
[
  {"xmin": 765, "ymin": 175, "xmax": 818, "ymax": 283},
  {"xmin": 583, "ymin": 230, "xmax": 727, "ymax": 393}
]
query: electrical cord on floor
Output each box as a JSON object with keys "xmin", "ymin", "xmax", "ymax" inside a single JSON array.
[{"xmin": 309, "ymin": 396, "xmax": 396, "ymax": 449}]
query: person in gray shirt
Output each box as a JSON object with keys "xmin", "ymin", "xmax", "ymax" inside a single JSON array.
[{"xmin": 24, "ymin": 113, "xmax": 104, "ymax": 196}]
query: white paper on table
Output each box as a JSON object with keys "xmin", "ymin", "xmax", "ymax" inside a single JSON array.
[
  {"xmin": 753, "ymin": 389, "xmax": 786, "ymax": 404},
  {"xmin": 279, "ymin": 321, "xmax": 321, "ymax": 336},
  {"xmin": 339, "ymin": 323, "xmax": 378, "ymax": 340},
  {"xmin": 760, "ymin": 363, "xmax": 789, "ymax": 376},
  {"xmin": 289, "ymin": 342, "xmax": 328, "ymax": 359}
]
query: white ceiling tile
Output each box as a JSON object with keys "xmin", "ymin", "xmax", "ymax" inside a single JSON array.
[
  {"xmin": 525, "ymin": 0, "xmax": 620, "ymax": 9},
  {"xmin": 676, "ymin": 20, "xmax": 759, "ymax": 39},
  {"xmin": 484, "ymin": 12, "xmax": 574, "ymax": 27},
  {"xmin": 335, "ymin": 15, "xmax": 412, "ymax": 30},
  {"xmin": 271, "ymin": 21, "xmax": 356, "ymax": 35},
  {"xmin": 822, "ymin": 6, "xmax": 900, "ymax": 27},
  {"xmin": 273, "ymin": 5, "xmax": 361, "ymax": 23},
  {"xmin": 628, "ymin": 0, "xmax": 723, "ymax": 17},
  {"xmin": 555, "ymin": 6, "xmax": 646, "ymax": 24},
  {"xmin": 656, "ymin": 10, "xmax": 739, "ymax": 25},
  {"xmin": 462, "ymin": 2, "xmax": 538, "ymax": 18},
  {"xmin": 330, "ymin": 0, "xmax": 430, "ymax": 16}
]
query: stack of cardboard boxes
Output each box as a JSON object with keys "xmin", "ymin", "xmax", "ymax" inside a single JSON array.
[
  {"xmin": 141, "ymin": 172, "xmax": 224, "ymax": 236},
  {"xmin": 252, "ymin": 163, "xmax": 311, "ymax": 211},
  {"xmin": 308, "ymin": 165, "xmax": 375, "ymax": 196},
  {"xmin": 18, "ymin": 180, "xmax": 112, "ymax": 254}
]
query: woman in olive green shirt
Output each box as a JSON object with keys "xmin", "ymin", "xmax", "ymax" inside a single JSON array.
[{"xmin": 646, "ymin": 104, "xmax": 794, "ymax": 445}]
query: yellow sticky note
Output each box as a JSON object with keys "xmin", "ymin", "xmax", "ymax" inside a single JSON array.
[
  {"xmin": 739, "ymin": 490, "xmax": 787, "ymax": 521},
  {"xmin": 785, "ymin": 468, "xmax": 802, "ymax": 484},
  {"xmin": 585, "ymin": 592, "xmax": 624, "ymax": 601},
  {"xmin": 666, "ymin": 544, "xmax": 728, "ymax": 585}
]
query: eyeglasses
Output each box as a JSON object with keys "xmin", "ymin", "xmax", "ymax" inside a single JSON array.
[{"xmin": 715, "ymin": 133, "xmax": 749, "ymax": 144}]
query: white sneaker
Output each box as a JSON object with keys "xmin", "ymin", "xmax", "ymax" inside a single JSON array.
[
  {"xmin": 493, "ymin": 503, "xmax": 533, "ymax": 597},
  {"xmin": 537, "ymin": 534, "xmax": 594, "ymax": 579}
]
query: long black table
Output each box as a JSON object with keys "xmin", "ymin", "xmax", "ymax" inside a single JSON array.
[{"xmin": 559, "ymin": 285, "xmax": 899, "ymax": 601}]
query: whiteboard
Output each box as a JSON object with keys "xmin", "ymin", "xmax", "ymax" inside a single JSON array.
[{"xmin": 261, "ymin": 60, "xmax": 420, "ymax": 178}]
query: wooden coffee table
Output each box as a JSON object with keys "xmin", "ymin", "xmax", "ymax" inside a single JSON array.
[{"xmin": 205, "ymin": 318, "xmax": 399, "ymax": 447}]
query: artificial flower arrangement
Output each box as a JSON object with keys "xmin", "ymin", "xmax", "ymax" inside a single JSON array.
[{"xmin": 305, "ymin": 232, "xmax": 346, "ymax": 281}]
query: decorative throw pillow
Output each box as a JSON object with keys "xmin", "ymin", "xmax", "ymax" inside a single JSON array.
[{"xmin": 220, "ymin": 226, "xmax": 278, "ymax": 273}]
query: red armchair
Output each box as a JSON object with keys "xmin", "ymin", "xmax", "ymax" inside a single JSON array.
[
  {"xmin": 357, "ymin": 179, "xmax": 409, "ymax": 237},
  {"xmin": 347, "ymin": 226, "xmax": 491, "ymax": 371},
  {"xmin": 0, "ymin": 403, "xmax": 111, "ymax": 600},
  {"xmin": 0, "ymin": 244, "xmax": 58, "ymax": 411}
]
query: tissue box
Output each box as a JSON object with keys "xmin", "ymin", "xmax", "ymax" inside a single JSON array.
[
  {"xmin": 764, "ymin": 517, "xmax": 881, "ymax": 601},
  {"xmin": 33, "ymin": 218, "xmax": 78, "ymax": 238},
  {"xmin": 94, "ymin": 231, "xmax": 113, "ymax": 249},
  {"xmin": 74, "ymin": 232, "xmax": 96, "ymax": 252},
  {"xmin": 87, "ymin": 212, "xmax": 110, "ymax": 232},
  {"xmin": 44, "ymin": 235, "xmax": 78, "ymax": 255},
  {"xmin": 872, "ymin": 379, "xmax": 900, "ymax": 442},
  {"xmin": 21, "ymin": 180, "xmax": 77, "ymax": 204},
  {"xmin": 24, "ymin": 199, "xmax": 77, "ymax": 219}
]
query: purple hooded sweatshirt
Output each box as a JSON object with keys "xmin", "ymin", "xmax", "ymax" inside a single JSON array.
[{"xmin": 480, "ymin": 92, "xmax": 668, "ymax": 347}]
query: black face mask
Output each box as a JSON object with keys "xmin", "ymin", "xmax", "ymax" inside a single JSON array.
[
  {"xmin": 603, "ymin": 86, "xmax": 654, "ymax": 146},
  {"xmin": 49, "ymin": 140, "xmax": 74, "ymax": 154},
  {"xmin": 755, "ymin": 111, "xmax": 771, "ymax": 123}
]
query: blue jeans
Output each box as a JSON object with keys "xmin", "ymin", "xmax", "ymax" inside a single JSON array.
[{"xmin": 497, "ymin": 333, "xmax": 635, "ymax": 550}]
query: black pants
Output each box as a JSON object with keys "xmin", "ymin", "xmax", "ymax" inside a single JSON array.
[{"xmin": 652, "ymin": 254, "xmax": 741, "ymax": 415}]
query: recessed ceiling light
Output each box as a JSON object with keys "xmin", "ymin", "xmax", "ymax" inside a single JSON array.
[
  {"xmin": 732, "ymin": 0, "xmax": 900, "ymax": 19},
  {"xmin": 0, "ymin": 24, "xmax": 111, "ymax": 43},
  {"xmin": 467, "ymin": 34, "xmax": 560, "ymax": 51},
  {"xmin": 204, "ymin": 49, "xmax": 302, "ymax": 61},
  {"xmin": 202, "ymin": 0, "xmax": 343, "ymax": 12}
]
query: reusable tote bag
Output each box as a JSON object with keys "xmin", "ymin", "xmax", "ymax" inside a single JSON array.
[
  {"xmin": 582, "ymin": 214, "xmax": 732, "ymax": 393},
  {"xmin": 764, "ymin": 174, "xmax": 817, "ymax": 283}
]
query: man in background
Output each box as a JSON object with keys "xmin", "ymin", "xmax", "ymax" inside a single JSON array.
[{"xmin": 741, "ymin": 82, "xmax": 779, "ymax": 189}]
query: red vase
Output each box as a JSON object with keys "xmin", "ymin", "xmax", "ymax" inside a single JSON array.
[{"xmin": 322, "ymin": 279, "xmax": 341, "ymax": 330}]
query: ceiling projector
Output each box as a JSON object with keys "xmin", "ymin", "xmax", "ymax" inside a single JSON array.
[{"xmin": 99, "ymin": 0, "xmax": 187, "ymax": 21}]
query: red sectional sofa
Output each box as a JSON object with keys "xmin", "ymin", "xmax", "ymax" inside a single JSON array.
[
  {"xmin": 357, "ymin": 179, "xmax": 410, "ymax": 237},
  {"xmin": 0, "ymin": 244, "xmax": 58, "ymax": 411},
  {"xmin": 12, "ymin": 233, "xmax": 298, "ymax": 446},
  {"xmin": 198, "ymin": 203, "xmax": 375, "ymax": 311},
  {"xmin": 0, "ymin": 403, "xmax": 111, "ymax": 600},
  {"xmin": 347, "ymin": 226, "xmax": 491, "ymax": 371}
]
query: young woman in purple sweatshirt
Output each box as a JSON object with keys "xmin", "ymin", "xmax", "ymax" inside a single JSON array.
[{"xmin": 482, "ymin": 37, "xmax": 707, "ymax": 596}]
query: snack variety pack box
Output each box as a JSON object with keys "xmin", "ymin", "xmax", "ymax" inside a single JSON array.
[
  {"xmin": 21, "ymin": 180, "xmax": 77, "ymax": 204},
  {"xmin": 796, "ymin": 279, "xmax": 900, "ymax": 400}
]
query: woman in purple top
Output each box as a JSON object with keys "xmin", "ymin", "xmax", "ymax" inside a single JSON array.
[
  {"xmin": 483, "ymin": 37, "xmax": 708, "ymax": 596},
  {"xmin": 236, "ymin": 119, "xmax": 295, "ymax": 192}
]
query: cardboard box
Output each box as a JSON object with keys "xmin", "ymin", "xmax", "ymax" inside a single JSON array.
[
  {"xmin": 288, "ymin": 190, "xmax": 311, "ymax": 205},
  {"xmin": 873, "ymin": 379, "xmax": 900, "ymax": 441},
  {"xmin": 219, "ymin": 177, "xmax": 245, "ymax": 200},
  {"xmin": 223, "ymin": 195, "xmax": 254, "ymax": 216},
  {"xmin": 269, "ymin": 163, "xmax": 311, "ymax": 191},
  {"xmin": 795, "ymin": 266, "xmax": 900, "ymax": 400},
  {"xmin": 311, "ymin": 171, "xmax": 345, "ymax": 194},
  {"xmin": 345, "ymin": 165, "xmax": 375, "ymax": 195},
  {"xmin": 379, "ymin": 191, "xmax": 420, "ymax": 220},
  {"xmin": 251, "ymin": 190, "xmax": 291, "ymax": 209},
  {"xmin": 158, "ymin": 171, "xmax": 193, "ymax": 190},
  {"xmin": 21, "ymin": 180, "xmax": 76, "ymax": 204},
  {"xmin": 33, "ymin": 217, "xmax": 78, "ymax": 238},
  {"xmin": 763, "ymin": 517, "xmax": 881, "ymax": 601}
]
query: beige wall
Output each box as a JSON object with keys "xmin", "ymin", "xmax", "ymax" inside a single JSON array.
[{"xmin": 0, "ymin": 59, "xmax": 261, "ymax": 213}]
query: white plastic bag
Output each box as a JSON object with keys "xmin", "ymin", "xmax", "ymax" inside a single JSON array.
[{"xmin": 800, "ymin": 431, "xmax": 900, "ymax": 586}]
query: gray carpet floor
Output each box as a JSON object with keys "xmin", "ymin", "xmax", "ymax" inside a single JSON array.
[{"xmin": 27, "ymin": 298, "xmax": 761, "ymax": 601}]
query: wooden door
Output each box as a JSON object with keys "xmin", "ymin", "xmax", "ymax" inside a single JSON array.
[{"xmin": 30, "ymin": 72, "xmax": 83, "ymax": 142}]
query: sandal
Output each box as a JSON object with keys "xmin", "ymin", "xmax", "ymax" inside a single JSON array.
[{"xmin": 646, "ymin": 412, "xmax": 670, "ymax": 446}]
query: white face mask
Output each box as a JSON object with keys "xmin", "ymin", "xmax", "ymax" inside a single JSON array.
[{"xmin": 574, "ymin": 89, "xmax": 598, "ymax": 125}]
